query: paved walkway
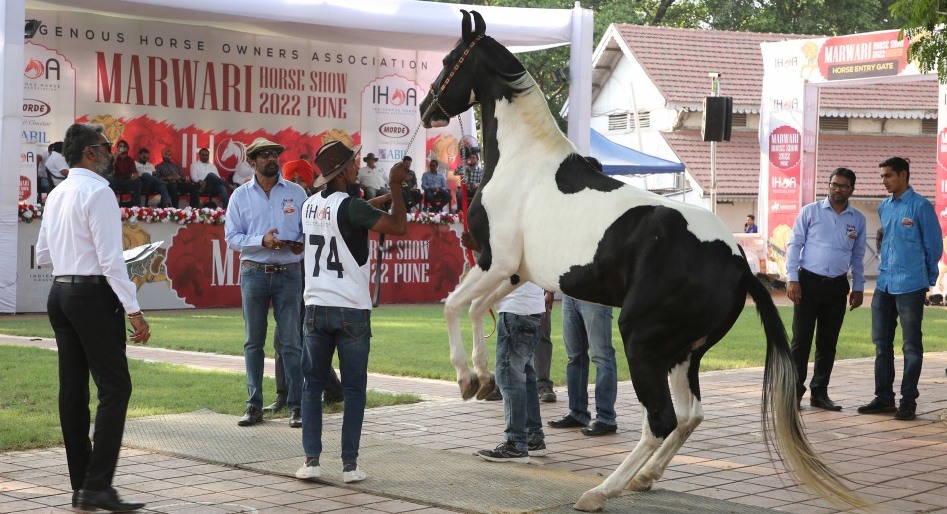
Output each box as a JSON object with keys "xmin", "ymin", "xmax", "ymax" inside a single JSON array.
[{"xmin": 1, "ymin": 332, "xmax": 947, "ymax": 513}]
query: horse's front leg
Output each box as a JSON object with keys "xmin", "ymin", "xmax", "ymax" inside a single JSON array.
[
  {"xmin": 444, "ymin": 266, "xmax": 506, "ymax": 399},
  {"xmin": 467, "ymin": 279, "xmax": 519, "ymax": 399}
]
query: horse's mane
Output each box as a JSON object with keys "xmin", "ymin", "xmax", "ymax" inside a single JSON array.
[{"xmin": 481, "ymin": 37, "xmax": 570, "ymax": 150}]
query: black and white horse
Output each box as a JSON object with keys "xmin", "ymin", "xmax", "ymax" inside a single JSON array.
[{"xmin": 420, "ymin": 10, "xmax": 867, "ymax": 512}]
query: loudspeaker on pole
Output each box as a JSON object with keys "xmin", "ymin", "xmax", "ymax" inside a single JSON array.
[{"xmin": 702, "ymin": 96, "xmax": 733, "ymax": 142}]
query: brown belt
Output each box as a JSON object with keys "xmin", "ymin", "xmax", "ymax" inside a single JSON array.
[
  {"xmin": 241, "ymin": 261, "xmax": 301, "ymax": 274},
  {"xmin": 54, "ymin": 275, "xmax": 108, "ymax": 284}
]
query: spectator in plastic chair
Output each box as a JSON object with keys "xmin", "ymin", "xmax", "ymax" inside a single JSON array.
[
  {"xmin": 135, "ymin": 148, "xmax": 172, "ymax": 207},
  {"xmin": 356, "ymin": 152, "xmax": 389, "ymax": 200},
  {"xmin": 453, "ymin": 147, "xmax": 482, "ymax": 212},
  {"xmin": 155, "ymin": 148, "xmax": 201, "ymax": 208},
  {"xmin": 400, "ymin": 156, "xmax": 423, "ymax": 212},
  {"xmin": 45, "ymin": 141, "xmax": 69, "ymax": 187},
  {"xmin": 190, "ymin": 147, "xmax": 230, "ymax": 208},
  {"xmin": 422, "ymin": 159, "xmax": 451, "ymax": 213},
  {"xmin": 108, "ymin": 140, "xmax": 143, "ymax": 207}
]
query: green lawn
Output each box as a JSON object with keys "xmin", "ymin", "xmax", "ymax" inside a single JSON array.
[{"xmin": 4, "ymin": 303, "xmax": 947, "ymax": 383}]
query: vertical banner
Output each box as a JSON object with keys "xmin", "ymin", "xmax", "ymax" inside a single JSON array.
[
  {"xmin": 760, "ymin": 30, "xmax": 929, "ymax": 278},
  {"xmin": 765, "ymin": 115, "xmax": 803, "ymax": 276},
  {"xmin": 936, "ymin": 84, "xmax": 947, "ymax": 294}
]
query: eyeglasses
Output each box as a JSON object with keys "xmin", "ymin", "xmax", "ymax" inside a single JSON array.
[
  {"xmin": 828, "ymin": 182, "xmax": 851, "ymax": 191},
  {"xmin": 87, "ymin": 140, "xmax": 112, "ymax": 153},
  {"xmin": 255, "ymin": 150, "xmax": 282, "ymax": 159}
]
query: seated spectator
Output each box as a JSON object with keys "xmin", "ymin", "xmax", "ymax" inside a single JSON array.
[
  {"xmin": 422, "ymin": 158, "xmax": 451, "ymax": 212},
  {"xmin": 190, "ymin": 147, "xmax": 230, "ymax": 208},
  {"xmin": 232, "ymin": 157, "xmax": 255, "ymax": 187},
  {"xmin": 45, "ymin": 141, "xmax": 69, "ymax": 187},
  {"xmin": 155, "ymin": 147, "xmax": 201, "ymax": 208},
  {"xmin": 109, "ymin": 140, "xmax": 143, "ymax": 207},
  {"xmin": 135, "ymin": 147, "xmax": 172, "ymax": 207},
  {"xmin": 401, "ymin": 156, "xmax": 423, "ymax": 211},
  {"xmin": 357, "ymin": 152, "xmax": 390, "ymax": 199},
  {"xmin": 453, "ymin": 146, "xmax": 482, "ymax": 212},
  {"xmin": 36, "ymin": 151, "xmax": 51, "ymax": 203}
]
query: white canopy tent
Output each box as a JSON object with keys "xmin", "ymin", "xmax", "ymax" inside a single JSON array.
[{"xmin": 0, "ymin": 0, "xmax": 593, "ymax": 312}]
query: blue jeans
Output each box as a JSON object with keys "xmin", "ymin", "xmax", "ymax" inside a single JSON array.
[
  {"xmin": 302, "ymin": 305, "xmax": 371, "ymax": 462},
  {"xmin": 871, "ymin": 288, "xmax": 926, "ymax": 406},
  {"xmin": 495, "ymin": 312, "xmax": 544, "ymax": 452},
  {"xmin": 562, "ymin": 296, "xmax": 617, "ymax": 426},
  {"xmin": 240, "ymin": 266, "xmax": 303, "ymax": 410}
]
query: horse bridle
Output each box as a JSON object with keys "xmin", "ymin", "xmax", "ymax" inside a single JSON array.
[{"xmin": 415, "ymin": 34, "xmax": 484, "ymax": 133}]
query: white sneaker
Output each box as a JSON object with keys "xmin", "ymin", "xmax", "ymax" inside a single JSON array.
[
  {"xmin": 343, "ymin": 466, "xmax": 367, "ymax": 483},
  {"xmin": 295, "ymin": 461, "xmax": 321, "ymax": 480}
]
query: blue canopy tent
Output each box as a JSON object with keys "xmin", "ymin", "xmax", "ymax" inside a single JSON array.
[{"xmin": 590, "ymin": 129, "xmax": 685, "ymax": 175}]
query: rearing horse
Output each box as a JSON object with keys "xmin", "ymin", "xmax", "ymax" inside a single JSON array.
[{"xmin": 420, "ymin": 10, "xmax": 868, "ymax": 512}]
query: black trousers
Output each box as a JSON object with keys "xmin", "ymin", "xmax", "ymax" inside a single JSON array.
[
  {"xmin": 790, "ymin": 269, "xmax": 850, "ymax": 398},
  {"xmin": 47, "ymin": 282, "xmax": 131, "ymax": 492}
]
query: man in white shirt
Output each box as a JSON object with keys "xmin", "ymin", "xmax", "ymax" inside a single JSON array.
[
  {"xmin": 135, "ymin": 147, "xmax": 172, "ymax": 207},
  {"xmin": 35, "ymin": 123, "xmax": 150, "ymax": 512},
  {"xmin": 45, "ymin": 141, "xmax": 69, "ymax": 186},
  {"xmin": 356, "ymin": 152, "xmax": 389, "ymax": 200},
  {"xmin": 190, "ymin": 147, "xmax": 230, "ymax": 208}
]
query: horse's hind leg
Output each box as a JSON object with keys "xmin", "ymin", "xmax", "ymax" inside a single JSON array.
[
  {"xmin": 467, "ymin": 279, "xmax": 519, "ymax": 399},
  {"xmin": 628, "ymin": 351, "xmax": 705, "ymax": 491},
  {"xmin": 575, "ymin": 313, "xmax": 682, "ymax": 512}
]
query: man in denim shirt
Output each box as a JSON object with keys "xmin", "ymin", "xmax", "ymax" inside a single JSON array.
[{"xmin": 857, "ymin": 157, "xmax": 943, "ymax": 421}]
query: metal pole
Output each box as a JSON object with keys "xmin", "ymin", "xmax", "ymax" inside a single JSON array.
[{"xmin": 709, "ymin": 73, "xmax": 720, "ymax": 214}]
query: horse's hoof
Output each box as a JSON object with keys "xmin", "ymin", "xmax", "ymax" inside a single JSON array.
[
  {"xmin": 627, "ymin": 477, "xmax": 654, "ymax": 491},
  {"xmin": 459, "ymin": 375, "xmax": 480, "ymax": 400},
  {"xmin": 573, "ymin": 490, "xmax": 606, "ymax": 512},
  {"xmin": 474, "ymin": 374, "xmax": 497, "ymax": 400}
]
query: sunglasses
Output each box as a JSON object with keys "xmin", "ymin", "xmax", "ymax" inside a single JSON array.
[{"xmin": 255, "ymin": 150, "xmax": 282, "ymax": 159}]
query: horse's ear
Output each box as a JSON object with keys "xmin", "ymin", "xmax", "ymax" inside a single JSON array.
[
  {"xmin": 461, "ymin": 9, "xmax": 472, "ymax": 43},
  {"xmin": 472, "ymin": 10, "xmax": 486, "ymax": 36}
]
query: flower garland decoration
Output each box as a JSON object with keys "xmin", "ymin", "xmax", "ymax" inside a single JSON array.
[
  {"xmin": 19, "ymin": 202, "xmax": 461, "ymax": 226},
  {"xmin": 18, "ymin": 202, "xmax": 43, "ymax": 223},
  {"xmin": 408, "ymin": 210, "xmax": 461, "ymax": 225}
]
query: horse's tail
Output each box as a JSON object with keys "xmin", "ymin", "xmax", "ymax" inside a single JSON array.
[{"xmin": 743, "ymin": 270, "xmax": 871, "ymax": 510}]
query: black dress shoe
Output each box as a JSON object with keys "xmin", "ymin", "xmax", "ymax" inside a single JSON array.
[
  {"xmin": 77, "ymin": 487, "xmax": 145, "ymax": 512},
  {"xmin": 810, "ymin": 395, "xmax": 842, "ymax": 411},
  {"xmin": 289, "ymin": 408, "xmax": 302, "ymax": 428},
  {"xmin": 547, "ymin": 414, "xmax": 586, "ymax": 429},
  {"xmin": 237, "ymin": 405, "xmax": 263, "ymax": 426},
  {"xmin": 263, "ymin": 397, "xmax": 287, "ymax": 412},
  {"xmin": 581, "ymin": 421, "xmax": 618, "ymax": 436}
]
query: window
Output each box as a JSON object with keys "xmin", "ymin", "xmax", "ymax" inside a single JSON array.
[{"xmin": 607, "ymin": 111, "xmax": 651, "ymax": 131}]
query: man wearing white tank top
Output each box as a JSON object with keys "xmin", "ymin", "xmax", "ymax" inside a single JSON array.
[{"xmin": 295, "ymin": 141, "xmax": 408, "ymax": 484}]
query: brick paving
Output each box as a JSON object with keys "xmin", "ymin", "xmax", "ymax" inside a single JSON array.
[{"xmin": 2, "ymin": 318, "xmax": 947, "ymax": 513}]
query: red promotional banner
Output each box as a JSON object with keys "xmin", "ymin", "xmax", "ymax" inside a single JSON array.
[
  {"xmin": 162, "ymin": 222, "xmax": 464, "ymax": 308},
  {"xmin": 818, "ymin": 30, "xmax": 909, "ymax": 81}
]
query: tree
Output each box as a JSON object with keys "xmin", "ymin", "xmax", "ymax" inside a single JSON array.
[{"xmin": 891, "ymin": 0, "xmax": 947, "ymax": 82}]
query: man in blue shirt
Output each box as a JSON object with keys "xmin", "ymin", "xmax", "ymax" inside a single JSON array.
[
  {"xmin": 785, "ymin": 168, "xmax": 866, "ymax": 411},
  {"xmin": 225, "ymin": 137, "xmax": 309, "ymax": 428},
  {"xmin": 858, "ymin": 157, "xmax": 943, "ymax": 421}
]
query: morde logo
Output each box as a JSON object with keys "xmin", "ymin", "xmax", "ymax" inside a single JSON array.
[
  {"xmin": 379, "ymin": 122, "xmax": 409, "ymax": 138},
  {"xmin": 23, "ymin": 99, "xmax": 51, "ymax": 117}
]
